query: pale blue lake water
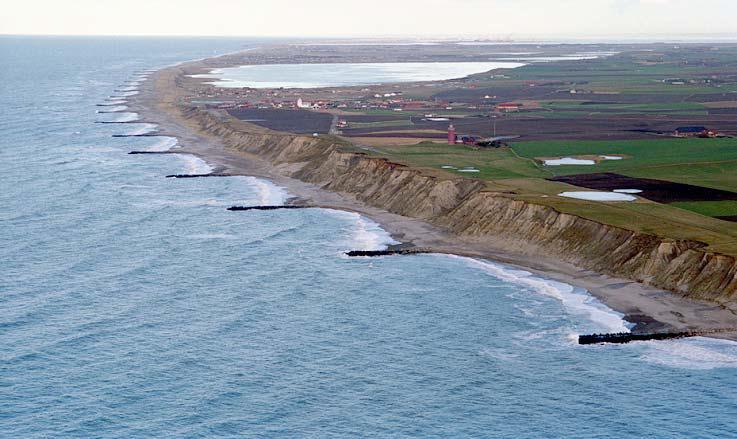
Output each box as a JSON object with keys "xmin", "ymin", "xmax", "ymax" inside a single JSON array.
[
  {"xmin": 2, "ymin": 36, "xmax": 737, "ymax": 438},
  {"xmin": 193, "ymin": 61, "xmax": 525, "ymax": 88}
]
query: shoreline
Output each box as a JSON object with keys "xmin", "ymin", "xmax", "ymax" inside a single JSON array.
[{"xmin": 127, "ymin": 61, "xmax": 737, "ymax": 341}]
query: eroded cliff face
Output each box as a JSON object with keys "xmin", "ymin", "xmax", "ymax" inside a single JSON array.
[{"xmin": 184, "ymin": 107, "xmax": 737, "ymax": 306}]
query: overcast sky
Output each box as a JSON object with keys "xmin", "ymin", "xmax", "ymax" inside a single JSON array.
[{"xmin": 1, "ymin": 0, "xmax": 735, "ymax": 39}]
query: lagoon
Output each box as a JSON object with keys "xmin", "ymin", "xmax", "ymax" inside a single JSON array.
[{"xmin": 192, "ymin": 61, "xmax": 525, "ymax": 89}]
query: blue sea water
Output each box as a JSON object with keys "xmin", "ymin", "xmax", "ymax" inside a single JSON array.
[{"xmin": 2, "ymin": 37, "xmax": 737, "ymax": 438}]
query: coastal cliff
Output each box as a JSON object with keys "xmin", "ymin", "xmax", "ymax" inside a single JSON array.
[{"xmin": 177, "ymin": 105, "xmax": 737, "ymax": 307}]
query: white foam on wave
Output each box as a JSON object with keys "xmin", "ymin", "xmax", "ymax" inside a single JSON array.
[
  {"xmin": 104, "ymin": 99, "xmax": 127, "ymax": 106},
  {"xmin": 96, "ymin": 105, "xmax": 127, "ymax": 113},
  {"xmin": 447, "ymin": 255, "xmax": 630, "ymax": 333},
  {"xmin": 240, "ymin": 176, "xmax": 289, "ymax": 205},
  {"xmin": 127, "ymin": 123, "xmax": 158, "ymax": 136},
  {"xmin": 111, "ymin": 112, "xmax": 139, "ymax": 123},
  {"xmin": 146, "ymin": 136, "xmax": 178, "ymax": 152},
  {"xmin": 639, "ymin": 337, "xmax": 737, "ymax": 370},
  {"xmin": 325, "ymin": 209, "xmax": 400, "ymax": 251},
  {"xmin": 113, "ymin": 90, "xmax": 139, "ymax": 97},
  {"xmin": 177, "ymin": 154, "xmax": 214, "ymax": 175}
]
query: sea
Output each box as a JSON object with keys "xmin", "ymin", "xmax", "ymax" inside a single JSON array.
[{"xmin": 2, "ymin": 36, "xmax": 737, "ymax": 438}]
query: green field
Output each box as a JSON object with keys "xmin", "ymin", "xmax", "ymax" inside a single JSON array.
[
  {"xmin": 671, "ymin": 201, "xmax": 737, "ymax": 218},
  {"xmin": 369, "ymin": 142, "xmax": 545, "ymax": 180},
  {"xmin": 511, "ymin": 138, "xmax": 737, "ymax": 178}
]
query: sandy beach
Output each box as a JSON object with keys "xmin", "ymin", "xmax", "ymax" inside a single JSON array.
[{"xmin": 128, "ymin": 62, "xmax": 737, "ymax": 340}]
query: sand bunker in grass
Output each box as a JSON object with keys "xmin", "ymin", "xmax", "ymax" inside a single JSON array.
[{"xmin": 559, "ymin": 191, "xmax": 637, "ymax": 202}]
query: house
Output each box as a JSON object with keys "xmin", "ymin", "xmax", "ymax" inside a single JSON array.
[
  {"xmin": 496, "ymin": 103, "xmax": 521, "ymax": 112},
  {"xmin": 674, "ymin": 126, "xmax": 708, "ymax": 137}
]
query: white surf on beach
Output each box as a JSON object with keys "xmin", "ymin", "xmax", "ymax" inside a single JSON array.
[
  {"xmin": 108, "ymin": 112, "xmax": 139, "ymax": 123},
  {"xmin": 442, "ymin": 257, "xmax": 737, "ymax": 370},
  {"xmin": 326, "ymin": 209, "xmax": 400, "ymax": 251},
  {"xmin": 240, "ymin": 176, "xmax": 289, "ymax": 205},
  {"xmin": 96, "ymin": 105, "xmax": 128, "ymax": 113},
  {"xmin": 113, "ymin": 90, "xmax": 139, "ymax": 97},
  {"xmin": 447, "ymin": 255, "xmax": 631, "ymax": 334},
  {"xmin": 146, "ymin": 136, "xmax": 179, "ymax": 152},
  {"xmin": 177, "ymin": 154, "xmax": 214, "ymax": 175},
  {"xmin": 638, "ymin": 337, "xmax": 737, "ymax": 370},
  {"xmin": 127, "ymin": 123, "xmax": 158, "ymax": 136}
]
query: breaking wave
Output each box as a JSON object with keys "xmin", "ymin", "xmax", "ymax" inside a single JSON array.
[
  {"xmin": 448, "ymin": 255, "xmax": 631, "ymax": 334},
  {"xmin": 176, "ymin": 154, "xmax": 213, "ymax": 175},
  {"xmin": 325, "ymin": 210, "xmax": 400, "ymax": 251},
  {"xmin": 145, "ymin": 136, "xmax": 178, "ymax": 152},
  {"xmin": 127, "ymin": 123, "xmax": 158, "ymax": 135},
  {"xmin": 240, "ymin": 176, "xmax": 289, "ymax": 205},
  {"xmin": 639, "ymin": 337, "xmax": 737, "ymax": 370}
]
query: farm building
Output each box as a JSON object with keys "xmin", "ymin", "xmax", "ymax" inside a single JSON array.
[
  {"xmin": 674, "ymin": 126, "xmax": 718, "ymax": 137},
  {"xmin": 495, "ymin": 103, "xmax": 522, "ymax": 112}
]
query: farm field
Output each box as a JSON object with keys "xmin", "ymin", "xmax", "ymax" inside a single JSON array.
[{"xmin": 511, "ymin": 138, "xmax": 737, "ymax": 177}]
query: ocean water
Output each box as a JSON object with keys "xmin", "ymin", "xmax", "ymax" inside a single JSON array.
[
  {"xmin": 192, "ymin": 61, "xmax": 525, "ymax": 89},
  {"xmin": 2, "ymin": 37, "xmax": 737, "ymax": 438}
]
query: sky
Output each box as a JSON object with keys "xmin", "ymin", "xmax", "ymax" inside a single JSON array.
[{"xmin": 1, "ymin": 0, "xmax": 736, "ymax": 39}]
